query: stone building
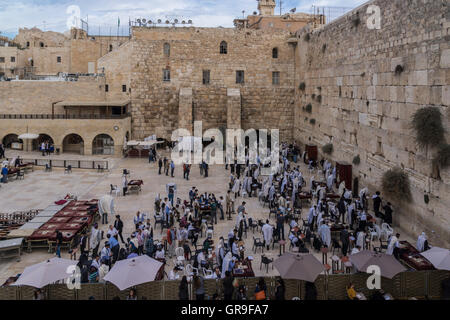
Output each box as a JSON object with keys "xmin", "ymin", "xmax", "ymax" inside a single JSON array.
[{"xmin": 0, "ymin": 0, "xmax": 448, "ymax": 246}]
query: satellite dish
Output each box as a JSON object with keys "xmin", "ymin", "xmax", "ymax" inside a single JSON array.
[
  {"xmin": 148, "ymin": 20, "xmax": 152, "ymax": 24},
  {"xmin": 142, "ymin": 18, "xmax": 146, "ymax": 24},
  {"xmin": 137, "ymin": 19, "xmax": 141, "ymax": 24},
  {"xmin": 188, "ymin": 20, "xmax": 192, "ymax": 24},
  {"xmin": 165, "ymin": 20, "xmax": 170, "ymax": 24},
  {"xmin": 290, "ymin": 8, "xmax": 296, "ymax": 13},
  {"xmin": 174, "ymin": 19, "xmax": 178, "ymax": 23},
  {"xmin": 157, "ymin": 19, "xmax": 162, "ymax": 23},
  {"xmin": 182, "ymin": 20, "xmax": 186, "ymax": 24}
]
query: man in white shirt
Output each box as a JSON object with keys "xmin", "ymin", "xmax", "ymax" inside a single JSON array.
[
  {"xmin": 107, "ymin": 225, "xmax": 118, "ymax": 238},
  {"xmin": 261, "ymin": 220, "xmax": 273, "ymax": 250}
]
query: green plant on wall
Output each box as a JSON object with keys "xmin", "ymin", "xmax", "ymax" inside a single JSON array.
[
  {"xmin": 411, "ymin": 106, "xmax": 445, "ymax": 149},
  {"xmin": 299, "ymin": 82, "xmax": 306, "ymax": 91},
  {"xmin": 352, "ymin": 155, "xmax": 360, "ymax": 165},
  {"xmin": 434, "ymin": 143, "xmax": 450, "ymax": 169},
  {"xmin": 304, "ymin": 33, "xmax": 310, "ymax": 42},
  {"xmin": 309, "ymin": 118, "xmax": 316, "ymax": 125},
  {"xmin": 382, "ymin": 167, "xmax": 411, "ymax": 201},
  {"xmin": 305, "ymin": 104, "xmax": 312, "ymax": 113},
  {"xmin": 316, "ymin": 95, "xmax": 322, "ymax": 103},
  {"xmin": 322, "ymin": 143, "xmax": 333, "ymax": 155}
]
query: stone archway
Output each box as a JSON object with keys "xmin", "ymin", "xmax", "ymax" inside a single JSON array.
[
  {"xmin": 2, "ymin": 134, "xmax": 22, "ymax": 149},
  {"xmin": 32, "ymin": 134, "xmax": 55, "ymax": 151},
  {"xmin": 62, "ymin": 133, "xmax": 84, "ymax": 155},
  {"xmin": 92, "ymin": 134, "xmax": 114, "ymax": 155}
]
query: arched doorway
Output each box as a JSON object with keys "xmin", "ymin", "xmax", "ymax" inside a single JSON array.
[
  {"xmin": 63, "ymin": 134, "xmax": 84, "ymax": 155},
  {"xmin": 92, "ymin": 134, "xmax": 114, "ymax": 155},
  {"xmin": 2, "ymin": 134, "xmax": 22, "ymax": 149},
  {"xmin": 32, "ymin": 134, "xmax": 54, "ymax": 151}
]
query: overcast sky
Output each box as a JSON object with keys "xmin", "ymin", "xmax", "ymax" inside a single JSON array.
[{"xmin": 0, "ymin": 0, "xmax": 366, "ymax": 38}]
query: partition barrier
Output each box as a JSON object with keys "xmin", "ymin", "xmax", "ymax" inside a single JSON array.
[{"xmin": 1, "ymin": 270, "xmax": 448, "ymax": 300}]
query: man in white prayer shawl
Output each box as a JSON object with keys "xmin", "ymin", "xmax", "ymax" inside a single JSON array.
[
  {"xmin": 327, "ymin": 174, "xmax": 334, "ymax": 191},
  {"xmin": 318, "ymin": 186, "xmax": 326, "ymax": 202},
  {"xmin": 416, "ymin": 232, "xmax": 428, "ymax": 252},
  {"xmin": 261, "ymin": 220, "xmax": 273, "ymax": 250},
  {"xmin": 232, "ymin": 176, "xmax": 240, "ymax": 198},
  {"xmin": 338, "ymin": 181, "xmax": 346, "ymax": 197},
  {"xmin": 318, "ymin": 223, "xmax": 331, "ymax": 247},
  {"xmin": 308, "ymin": 205, "xmax": 317, "ymax": 225},
  {"xmin": 359, "ymin": 187, "xmax": 368, "ymax": 208},
  {"xmin": 347, "ymin": 202, "xmax": 355, "ymax": 226},
  {"xmin": 356, "ymin": 230, "xmax": 366, "ymax": 250},
  {"xmin": 386, "ymin": 233, "xmax": 399, "ymax": 255},
  {"xmin": 332, "ymin": 166, "xmax": 336, "ymax": 181},
  {"xmin": 221, "ymin": 252, "xmax": 233, "ymax": 278},
  {"xmin": 309, "ymin": 176, "xmax": 315, "ymax": 192}
]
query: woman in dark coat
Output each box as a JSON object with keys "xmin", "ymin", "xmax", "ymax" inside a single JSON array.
[
  {"xmin": 275, "ymin": 278, "xmax": 285, "ymax": 300},
  {"xmin": 179, "ymin": 276, "xmax": 189, "ymax": 300}
]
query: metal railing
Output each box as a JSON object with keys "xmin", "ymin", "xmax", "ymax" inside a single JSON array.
[
  {"xmin": 0, "ymin": 114, "xmax": 131, "ymax": 120},
  {"xmin": 6, "ymin": 158, "xmax": 109, "ymax": 170}
]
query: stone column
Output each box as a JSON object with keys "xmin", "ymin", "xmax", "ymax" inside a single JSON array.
[
  {"xmin": 178, "ymin": 88, "xmax": 193, "ymax": 134},
  {"xmin": 227, "ymin": 88, "xmax": 241, "ymax": 130}
]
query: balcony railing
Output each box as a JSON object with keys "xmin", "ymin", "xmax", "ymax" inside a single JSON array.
[{"xmin": 0, "ymin": 113, "xmax": 131, "ymax": 120}]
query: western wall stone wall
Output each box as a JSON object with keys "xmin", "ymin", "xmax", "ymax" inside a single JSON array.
[
  {"xmin": 129, "ymin": 27, "xmax": 296, "ymax": 141},
  {"xmin": 294, "ymin": 0, "xmax": 449, "ymax": 246}
]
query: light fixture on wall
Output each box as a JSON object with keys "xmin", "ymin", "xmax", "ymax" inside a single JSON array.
[{"xmin": 114, "ymin": 126, "xmax": 119, "ymax": 131}]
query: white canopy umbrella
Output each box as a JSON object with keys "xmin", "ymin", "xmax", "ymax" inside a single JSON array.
[
  {"xmin": 103, "ymin": 255, "xmax": 163, "ymax": 291},
  {"xmin": 127, "ymin": 140, "xmax": 140, "ymax": 147},
  {"xmin": 18, "ymin": 133, "xmax": 39, "ymax": 140},
  {"xmin": 13, "ymin": 257, "xmax": 77, "ymax": 288},
  {"xmin": 421, "ymin": 247, "xmax": 450, "ymax": 271}
]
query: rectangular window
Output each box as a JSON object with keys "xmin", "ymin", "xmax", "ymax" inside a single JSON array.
[
  {"xmin": 10, "ymin": 57, "xmax": 15, "ymax": 63},
  {"xmin": 272, "ymin": 71, "xmax": 280, "ymax": 85},
  {"xmin": 0, "ymin": 57, "xmax": 4, "ymax": 63},
  {"xmin": 122, "ymin": 85, "xmax": 127, "ymax": 92},
  {"xmin": 236, "ymin": 70, "xmax": 244, "ymax": 84},
  {"xmin": 57, "ymin": 56, "xmax": 61, "ymax": 63},
  {"xmin": 163, "ymin": 69, "xmax": 171, "ymax": 82},
  {"xmin": 105, "ymin": 84, "xmax": 109, "ymax": 92},
  {"xmin": 202, "ymin": 70, "xmax": 210, "ymax": 85}
]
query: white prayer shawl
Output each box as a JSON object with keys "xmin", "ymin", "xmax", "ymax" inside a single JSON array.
[
  {"xmin": 344, "ymin": 190, "xmax": 352, "ymax": 200},
  {"xmin": 386, "ymin": 236, "xmax": 398, "ymax": 255},
  {"xmin": 332, "ymin": 166, "xmax": 336, "ymax": 180},
  {"xmin": 232, "ymin": 178, "xmax": 240, "ymax": 193},
  {"xmin": 309, "ymin": 176, "xmax": 315, "ymax": 191},
  {"xmin": 98, "ymin": 195, "xmax": 115, "ymax": 216},
  {"xmin": 356, "ymin": 231, "xmax": 366, "ymax": 249},
  {"xmin": 281, "ymin": 176, "xmax": 288, "ymax": 193},
  {"xmin": 317, "ymin": 211, "xmax": 323, "ymax": 227},
  {"xmin": 327, "ymin": 174, "xmax": 334, "ymax": 190},
  {"xmin": 89, "ymin": 227, "xmax": 100, "ymax": 249},
  {"xmin": 359, "ymin": 187, "xmax": 368, "ymax": 204},
  {"xmin": 235, "ymin": 211, "xmax": 244, "ymax": 228},
  {"xmin": 325, "ymin": 168, "xmax": 330, "ymax": 180},
  {"xmin": 351, "ymin": 248, "xmax": 360, "ymax": 255},
  {"xmin": 318, "ymin": 224, "xmax": 331, "ymax": 247},
  {"xmin": 417, "ymin": 233, "xmax": 427, "ymax": 252},
  {"xmin": 221, "ymin": 252, "xmax": 232, "ymax": 278},
  {"xmin": 262, "ymin": 224, "xmax": 273, "ymax": 244},
  {"xmin": 268, "ymin": 185, "xmax": 276, "ymax": 201},
  {"xmin": 319, "ymin": 187, "xmax": 326, "ymax": 201},
  {"xmin": 338, "ymin": 182, "xmax": 346, "ymax": 197},
  {"xmin": 347, "ymin": 203, "xmax": 354, "ymax": 225},
  {"xmin": 308, "ymin": 207, "xmax": 316, "ymax": 224},
  {"xmin": 253, "ymin": 167, "xmax": 259, "ymax": 179}
]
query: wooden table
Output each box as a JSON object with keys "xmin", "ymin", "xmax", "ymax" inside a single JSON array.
[
  {"xmin": 232, "ymin": 259, "xmax": 255, "ymax": 278},
  {"xmin": 128, "ymin": 180, "xmax": 143, "ymax": 194},
  {"xmin": 398, "ymin": 241, "xmax": 435, "ymax": 270},
  {"xmin": 0, "ymin": 237, "xmax": 23, "ymax": 261}
]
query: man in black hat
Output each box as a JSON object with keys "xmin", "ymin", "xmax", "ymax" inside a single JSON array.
[{"xmin": 114, "ymin": 215, "xmax": 125, "ymax": 244}]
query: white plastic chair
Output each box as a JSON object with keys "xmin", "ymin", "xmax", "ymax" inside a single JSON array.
[
  {"xmin": 175, "ymin": 247, "xmax": 185, "ymax": 266},
  {"xmin": 381, "ymin": 223, "xmax": 393, "ymax": 241},
  {"xmin": 202, "ymin": 268, "xmax": 214, "ymax": 279},
  {"xmin": 368, "ymin": 226, "xmax": 379, "ymax": 242}
]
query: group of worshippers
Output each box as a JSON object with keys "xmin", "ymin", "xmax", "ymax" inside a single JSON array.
[{"xmin": 39, "ymin": 140, "xmax": 54, "ymax": 156}]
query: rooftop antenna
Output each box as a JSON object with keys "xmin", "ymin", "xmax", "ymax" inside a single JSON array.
[
  {"xmin": 279, "ymin": 0, "xmax": 282, "ymax": 15},
  {"xmin": 242, "ymin": 10, "xmax": 245, "ymax": 19}
]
